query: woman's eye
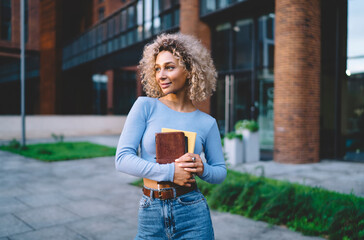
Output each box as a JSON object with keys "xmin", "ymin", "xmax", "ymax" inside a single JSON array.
[
  {"xmin": 155, "ymin": 67, "xmax": 160, "ymax": 72},
  {"xmin": 167, "ymin": 66, "xmax": 175, "ymax": 70}
]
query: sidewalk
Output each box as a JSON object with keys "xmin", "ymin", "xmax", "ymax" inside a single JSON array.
[{"xmin": 1, "ymin": 135, "xmax": 354, "ymax": 239}]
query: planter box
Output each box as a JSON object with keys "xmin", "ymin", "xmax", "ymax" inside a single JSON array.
[
  {"xmin": 241, "ymin": 129, "xmax": 260, "ymax": 162},
  {"xmin": 224, "ymin": 137, "xmax": 244, "ymax": 166}
]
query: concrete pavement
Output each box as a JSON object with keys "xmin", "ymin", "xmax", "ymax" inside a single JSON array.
[{"xmin": 2, "ymin": 135, "xmax": 359, "ymax": 239}]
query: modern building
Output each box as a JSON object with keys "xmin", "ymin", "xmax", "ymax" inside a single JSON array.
[{"xmin": 0, "ymin": 0, "xmax": 363, "ymax": 163}]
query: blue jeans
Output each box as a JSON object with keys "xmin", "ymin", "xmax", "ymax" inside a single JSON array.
[{"xmin": 135, "ymin": 188, "xmax": 214, "ymax": 240}]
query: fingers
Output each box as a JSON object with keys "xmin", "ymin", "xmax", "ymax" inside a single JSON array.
[
  {"xmin": 175, "ymin": 153, "xmax": 201, "ymax": 163},
  {"xmin": 175, "ymin": 153, "xmax": 204, "ymax": 177}
]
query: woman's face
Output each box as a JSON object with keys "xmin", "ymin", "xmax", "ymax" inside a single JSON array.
[{"xmin": 155, "ymin": 51, "xmax": 188, "ymax": 96}]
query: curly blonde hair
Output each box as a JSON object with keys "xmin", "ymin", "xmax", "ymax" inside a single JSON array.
[{"xmin": 138, "ymin": 33, "xmax": 217, "ymax": 102}]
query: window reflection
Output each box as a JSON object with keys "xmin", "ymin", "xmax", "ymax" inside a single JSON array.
[
  {"xmin": 347, "ymin": 0, "xmax": 364, "ymax": 74},
  {"xmin": 344, "ymin": 0, "xmax": 364, "ymax": 161},
  {"xmin": 62, "ymin": 0, "xmax": 180, "ymax": 70}
]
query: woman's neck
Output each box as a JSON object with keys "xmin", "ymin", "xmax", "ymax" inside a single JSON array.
[{"xmin": 159, "ymin": 92, "xmax": 196, "ymax": 112}]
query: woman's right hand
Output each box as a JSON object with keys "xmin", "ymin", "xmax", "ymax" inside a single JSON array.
[{"xmin": 173, "ymin": 153, "xmax": 196, "ymax": 187}]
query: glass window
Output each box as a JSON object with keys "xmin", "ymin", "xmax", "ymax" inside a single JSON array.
[
  {"xmin": 121, "ymin": 10, "xmax": 127, "ymax": 32},
  {"xmin": 162, "ymin": 13, "xmax": 172, "ymax": 30},
  {"xmin": 114, "ymin": 71, "xmax": 137, "ymax": 115},
  {"xmin": 145, "ymin": 0, "xmax": 152, "ymax": 21},
  {"xmin": 235, "ymin": 19, "xmax": 253, "ymax": 70},
  {"xmin": 144, "ymin": 21, "xmax": 152, "ymax": 39},
  {"xmin": 0, "ymin": 0, "xmax": 12, "ymax": 41},
  {"xmin": 128, "ymin": 5, "xmax": 135, "ymax": 29},
  {"xmin": 218, "ymin": 0, "xmax": 231, "ymax": 9},
  {"xmin": 154, "ymin": 0, "xmax": 160, "ymax": 17},
  {"xmin": 343, "ymin": 0, "xmax": 364, "ymax": 161},
  {"xmin": 153, "ymin": 17, "xmax": 161, "ymax": 34},
  {"xmin": 214, "ymin": 23, "xmax": 231, "ymax": 71},
  {"xmin": 201, "ymin": 0, "xmax": 216, "ymax": 15},
  {"xmin": 137, "ymin": 0, "xmax": 143, "ymax": 40},
  {"xmin": 162, "ymin": 0, "xmax": 172, "ymax": 11},
  {"xmin": 137, "ymin": 0, "xmax": 143, "ymax": 25},
  {"xmin": 107, "ymin": 19, "xmax": 115, "ymax": 38},
  {"xmin": 347, "ymin": 0, "xmax": 364, "ymax": 75},
  {"xmin": 98, "ymin": 7, "xmax": 105, "ymax": 21},
  {"xmin": 174, "ymin": 9, "xmax": 180, "ymax": 27}
]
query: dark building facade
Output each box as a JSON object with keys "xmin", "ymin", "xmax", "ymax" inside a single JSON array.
[{"xmin": 0, "ymin": 0, "xmax": 363, "ymax": 163}]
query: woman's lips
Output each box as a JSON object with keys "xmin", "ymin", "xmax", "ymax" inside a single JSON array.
[{"xmin": 160, "ymin": 82, "xmax": 171, "ymax": 89}]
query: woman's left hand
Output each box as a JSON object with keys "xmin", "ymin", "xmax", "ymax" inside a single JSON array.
[{"xmin": 175, "ymin": 153, "xmax": 204, "ymax": 177}]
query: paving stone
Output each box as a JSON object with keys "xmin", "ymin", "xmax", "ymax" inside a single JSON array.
[
  {"xmin": 0, "ymin": 188, "xmax": 30, "ymax": 198},
  {"xmin": 212, "ymin": 211, "xmax": 271, "ymax": 240},
  {"xmin": 67, "ymin": 215, "xmax": 137, "ymax": 240},
  {"xmin": 9, "ymin": 226, "xmax": 87, "ymax": 240},
  {"xmin": 15, "ymin": 193, "xmax": 71, "ymax": 208},
  {"xmin": 0, "ymin": 214, "xmax": 33, "ymax": 238},
  {"xmin": 0, "ymin": 198, "xmax": 30, "ymax": 215},
  {"xmin": 14, "ymin": 206, "xmax": 81, "ymax": 229},
  {"xmin": 60, "ymin": 199, "xmax": 120, "ymax": 218}
]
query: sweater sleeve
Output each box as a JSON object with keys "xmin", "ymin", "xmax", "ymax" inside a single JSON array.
[
  {"xmin": 200, "ymin": 120, "xmax": 227, "ymax": 184},
  {"xmin": 115, "ymin": 97, "xmax": 175, "ymax": 182}
]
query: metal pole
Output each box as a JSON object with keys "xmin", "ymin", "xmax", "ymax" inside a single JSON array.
[{"xmin": 20, "ymin": 0, "xmax": 26, "ymax": 146}]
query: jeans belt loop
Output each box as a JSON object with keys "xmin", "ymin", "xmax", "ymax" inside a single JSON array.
[
  {"xmin": 172, "ymin": 187, "xmax": 177, "ymax": 198},
  {"xmin": 150, "ymin": 189, "xmax": 154, "ymax": 199}
]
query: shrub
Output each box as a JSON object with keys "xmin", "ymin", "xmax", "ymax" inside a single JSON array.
[
  {"xmin": 195, "ymin": 170, "xmax": 364, "ymax": 239},
  {"xmin": 235, "ymin": 120, "xmax": 259, "ymax": 132}
]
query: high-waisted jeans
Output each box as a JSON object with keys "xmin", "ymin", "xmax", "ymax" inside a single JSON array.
[{"xmin": 135, "ymin": 188, "xmax": 214, "ymax": 240}]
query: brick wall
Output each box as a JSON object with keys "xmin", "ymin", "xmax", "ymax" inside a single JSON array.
[
  {"xmin": 180, "ymin": 0, "xmax": 212, "ymax": 114},
  {"xmin": 92, "ymin": 0, "xmax": 128, "ymax": 25},
  {"xmin": 0, "ymin": 0, "xmax": 39, "ymax": 53},
  {"xmin": 39, "ymin": 0, "xmax": 62, "ymax": 114},
  {"xmin": 274, "ymin": 0, "xmax": 321, "ymax": 163}
]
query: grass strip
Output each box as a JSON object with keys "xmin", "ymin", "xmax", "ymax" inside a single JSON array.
[
  {"xmin": 0, "ymin": 141, "xmax": 116, "ymax": 161},
  {"xmin": 132, "ymin": 170, "xmax": 364, "ymax": 240}
]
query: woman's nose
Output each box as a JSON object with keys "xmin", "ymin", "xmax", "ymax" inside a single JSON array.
[{"xmin": 158, "ymin": 69, "xmax": 167, "ymax": 79}]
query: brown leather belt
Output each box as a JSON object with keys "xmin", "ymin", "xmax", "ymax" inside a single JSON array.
[
  {"xmin": 142, "ymin": 185, "xmax": 196, "ymax": 200},
  {"xmin": 143, "ymin": 178, "xmax": 180, "ymax": 189}
]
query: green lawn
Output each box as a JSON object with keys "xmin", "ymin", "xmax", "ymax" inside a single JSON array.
[{"xmin": 0, "ymin": 141, "xmax": 116, "ymax": 161}]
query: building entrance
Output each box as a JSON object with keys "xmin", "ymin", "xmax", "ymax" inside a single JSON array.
[{"xmin": 211, "ymin": 13, "xmax": 275, "ymax": 152}]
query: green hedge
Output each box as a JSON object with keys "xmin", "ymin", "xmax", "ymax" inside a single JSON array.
[{"xmin": 196, "ymin": 170, "xmax": 364, "ymax": 240}]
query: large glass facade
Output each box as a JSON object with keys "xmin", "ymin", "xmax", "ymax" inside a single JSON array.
[
  {"xmin": 113, "ymin": 71, "xmax": 137, "ymax": 115},
  {"xmin": 344, "ymin": 0, "xmax": 364, "ymax": 161},
  {"xmin": 62, "ymin": 0, "xmax": 180, "ymax": 70},
  {"xmin": 211, "ymin": 13, "xmax": 275, "ymax": 153}
]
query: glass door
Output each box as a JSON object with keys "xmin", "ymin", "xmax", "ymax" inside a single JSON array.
[{"xmin": 212, "ymin": 13, "xmax": 275, "ymax": 155}]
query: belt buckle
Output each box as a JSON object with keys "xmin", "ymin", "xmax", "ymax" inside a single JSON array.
[{"xmin": 157, "ymin": 184, "xmax": 163, "ymax": 199}]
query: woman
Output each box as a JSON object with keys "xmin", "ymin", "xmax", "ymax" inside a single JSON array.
[{"xmin": 115, "ymin": 33, "xmax": 226, "ymax": 240}]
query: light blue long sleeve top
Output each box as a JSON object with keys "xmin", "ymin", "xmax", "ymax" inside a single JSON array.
[{"xmin": 115, "ymin": 97, "xmax": 226, "ymax": 184}]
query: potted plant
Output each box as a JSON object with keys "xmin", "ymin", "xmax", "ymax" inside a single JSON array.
[
  {"xmin": 235, "ymin": 120, "xmax": 260, "ymax": 162},
  {"xmin": 224, "ymin": 132, "xmax": 244, "ymax": 166}
]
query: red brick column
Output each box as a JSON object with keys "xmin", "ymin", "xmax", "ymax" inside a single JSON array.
[
  {"xmin": 39, "ymin": 0, "xmax": 62, "ymax": 114},
  {"xmin": 180, "ymin": 0, "xmax": 212, "ymax": 114},
  {"xmin": 105, "ymin": 70, "xmax": 114, "ymax": 115},
  {"xmin": 274, "ymin": 0, "xmax": 321, "ymax": 163}
]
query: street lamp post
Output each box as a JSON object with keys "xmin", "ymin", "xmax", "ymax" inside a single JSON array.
[{"xmin": 20, "ymin": 0, "xmax": 26, "ymax": 146}]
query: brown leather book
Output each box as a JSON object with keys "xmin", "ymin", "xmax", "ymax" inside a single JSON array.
[{"xmin": 155, "ymin": 132, "xmax": 187, "ymax": 164}]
